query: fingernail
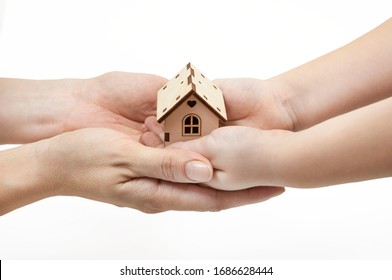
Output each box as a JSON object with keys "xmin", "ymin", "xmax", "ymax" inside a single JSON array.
[{"xmin": 185, "ymin": 161, "xmax": 212, "ymax": 182}]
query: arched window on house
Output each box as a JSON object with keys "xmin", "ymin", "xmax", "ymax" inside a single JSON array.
[{"xmin": 183, "ymin": 114, "xmax": 201, "ymax": 136}]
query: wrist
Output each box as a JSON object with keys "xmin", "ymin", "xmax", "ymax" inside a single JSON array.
[
  {"xmin": 265, "ymin": 130, "xmax": 299, "ymax": 187},
  {"xmin": 266, "ymin": 75, "xmax": 304, "ymax": 132},
  {"xmin": 0, "ymin": 143, "xmax": 54, "ymax": 215},
  {"xmin": 246, "ymin": 129, "xmax": 296, "ymax": 188},
  {"xmin": 0, "ymin": 78, "xmax": 85, "ymax": 144},
  {"xmin": 274, "ymin": 127, "xmax": 339, "ymax": 188}
]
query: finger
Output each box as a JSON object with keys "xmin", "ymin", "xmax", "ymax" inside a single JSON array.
[
  {"xmin": 132, "ymin": 144, "xmax": 213, "ymax": 183},
  {"xmin": 139, "ymin": 131, "xmax": 164, "ymax": 147},
  {"xmin": 138, "ymin": 181, "xmax": 285, "ymax": 212},
  {"xmin": 168, "ymin": 136, "xmax": 211, "ymax": 158},
  {"xmin": 206, "ymin": 186, "xmax": 285, "ymax": 211},
  {"xmin": 144, "ymin": 116, "xmax": 164, "ymax": 142}
]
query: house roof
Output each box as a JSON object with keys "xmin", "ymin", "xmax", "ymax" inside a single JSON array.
[{"xmin": 156, "ymin": 63, "xmax": 227, "ymax": 123}]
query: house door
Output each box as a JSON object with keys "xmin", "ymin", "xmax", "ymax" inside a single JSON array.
[{"xmin": 183, "ymin": 114, "xmax": 201, "ymax": 136}]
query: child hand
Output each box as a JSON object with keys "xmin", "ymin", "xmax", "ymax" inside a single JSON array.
[
  {"xmin": 169, "ymin": 126, "xmax": 291, "ymax": 191},
  {"xmin": 213, "ymin": 78, "xmax": 296, "ymax": 130}
]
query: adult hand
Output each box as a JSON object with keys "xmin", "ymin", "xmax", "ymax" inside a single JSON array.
[
  {"xmin": 0, "ymin": 72, "xmax": 166, "ymax": 143},
  {"xmin": 0, "ymin": 128, "xmax": 284, "ymax": 215}
]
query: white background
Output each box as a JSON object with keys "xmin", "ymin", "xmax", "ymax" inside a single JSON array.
[{"xmin": 0, "ymin": 0, "xmax": 391, "ymax": 259}]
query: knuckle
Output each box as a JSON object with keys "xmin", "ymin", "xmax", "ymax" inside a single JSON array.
[
  {"xmin": 139, "ymin": 182, "xmax": 167, "ymax": 213},
  {"xmin": 141, "ymin": 198, "xmax": 166, "ymax": 214},
  {"xmin": 160, "ymin": 154, "xmax": 178, "ymax": 182},
  {"xmin": 210, "ymin": 192, "xmax": 226, "ymax": 212}
]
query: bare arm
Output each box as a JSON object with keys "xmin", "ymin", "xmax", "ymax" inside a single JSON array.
[
  {"xmin": 167, "ymin": 97, "xmax": 392, "ymax": 190},
  {"xmin": 279, "ymin": 97, "xmax": 392, "ymax": 188},
  {"xmin": 0, "ymin": 78, "xmax": 81, "ymax": 143},
  {"xmin": 0, "ymin": 144, "xmax": 50, "ymax": 214},
  {"xmin": 273, "ymin": 17, "xmax": 392, "ymax": 131}
]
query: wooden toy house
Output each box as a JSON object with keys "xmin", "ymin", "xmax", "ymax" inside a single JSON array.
[{"xmin": 157, "ymin": 63, "xmax": 227, "ymax": 145}]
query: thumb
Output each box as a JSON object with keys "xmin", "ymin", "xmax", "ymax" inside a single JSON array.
[{"xmin": 133, "ymin": 145, "xmax": 213, "ymax": 183}]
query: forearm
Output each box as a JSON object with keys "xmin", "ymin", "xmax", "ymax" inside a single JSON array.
[
  {"xmin": 272, "ymin": 18, "xmax": 392, "ymax": 131},
  {"xmin": 0, "ymin": 144, "xmax": 53, "ymax": 215},
  {"xmin": 278, "ymin": 97, "xmax": 392, "ymax": 188},
  {"xmin": 0, "ymin": 78, "xmax": 82, "ymax": 144}
]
